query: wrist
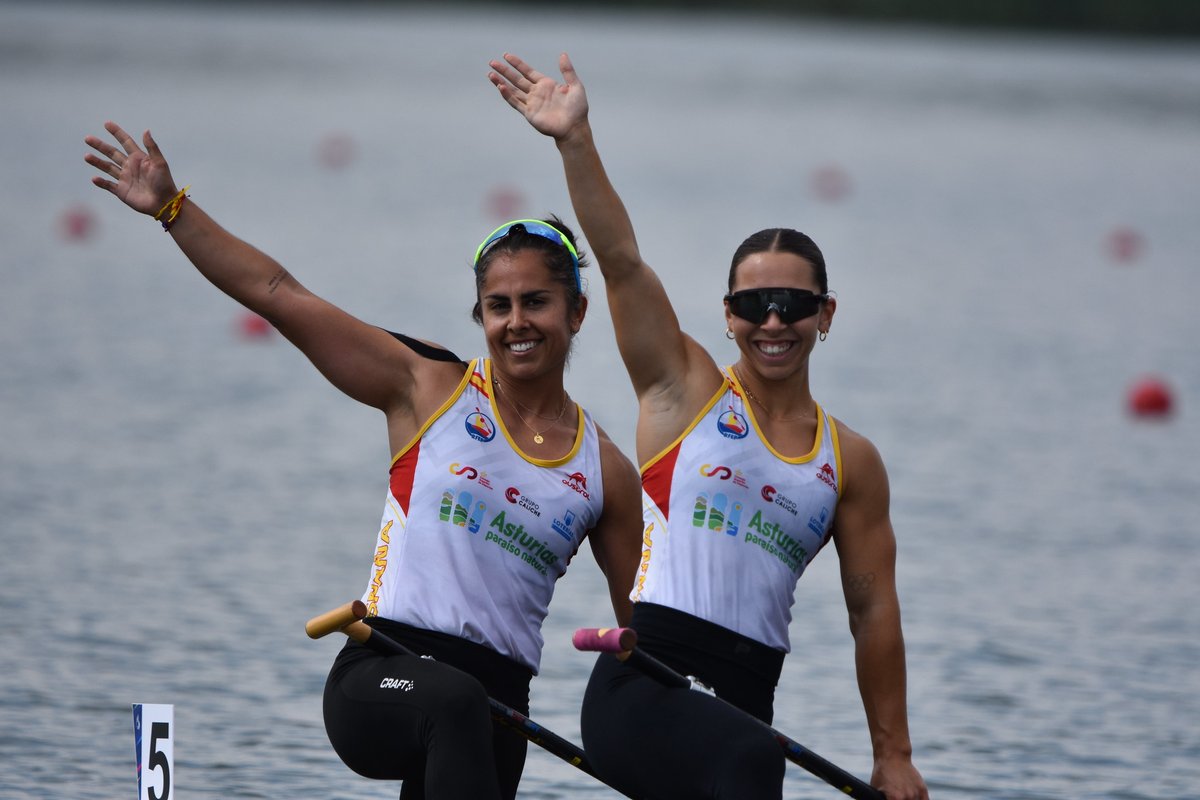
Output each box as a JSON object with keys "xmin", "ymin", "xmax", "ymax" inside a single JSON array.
[
  {"xmin": 554, "ymin": 120, "xmax": 594, "ymax": 151},
  {"xmin": 873, "ymin": 744, "xmax": 914, "ymax": 764},
  {"xmin": 154, "ymin": 185, "xmax": 190, "ymax": 231}
]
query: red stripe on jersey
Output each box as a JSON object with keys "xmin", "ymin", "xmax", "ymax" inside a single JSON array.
[
  {"xmin": 389, "ymin": 439, "xmax": 421, "ymax": 514},
  {"xmin": 469, "ymin": 369, "xmax": 490, "ymax": 398},
  {"xmin": 642, "ymin": 443, "xmax": 682, "ymax": 521}
]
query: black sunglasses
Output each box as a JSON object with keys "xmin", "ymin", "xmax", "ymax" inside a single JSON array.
[{"xmin": 724, "ymin": 287, "xmax": 827, "ymax": 324}]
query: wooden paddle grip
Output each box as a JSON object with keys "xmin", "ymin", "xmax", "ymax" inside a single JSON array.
[
  {"xmin": 573, "ymin": 627, "xmax": 637, "ymax": 653},
  {"xmin": 305, "ymin": 599, "xmax": 368, "ymax": 639}
]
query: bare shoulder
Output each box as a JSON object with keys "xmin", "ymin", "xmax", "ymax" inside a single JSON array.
[
  {"xmin": 595, "ymin": 423, "xmax": 640, "ymax": 489},
  {"xmin": 831, "ymin": 416, "xmax": 889, "ymax": 499},
  {"xmin": 381, "ymin": 343, "xmax": 471, "ymax": 444}
]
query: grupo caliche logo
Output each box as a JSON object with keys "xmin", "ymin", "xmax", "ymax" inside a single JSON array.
[
  {"xmin": 760, "ymin": 484, "xmax": 799, "ymax": 516},
  {"xmin": 505, "ymin": 486, "xmax": 542, "ymax": 517}
]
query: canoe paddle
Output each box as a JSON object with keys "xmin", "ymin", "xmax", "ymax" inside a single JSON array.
[
  {"xmin": 306, "ymin": 601, "xmax": 635, "ymax": 798},
  {"xmin": 574, "ymin": 626, "xmax": 885, "ymax": 800}
]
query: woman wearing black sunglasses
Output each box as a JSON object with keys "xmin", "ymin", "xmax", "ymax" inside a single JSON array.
[
  {"xmin": 84, "ymin": 122, "xmax": 643, "ymax": 800},
  {"xmin": 490, "ymin": 53, "xmax": 929, "ymax": 800}
]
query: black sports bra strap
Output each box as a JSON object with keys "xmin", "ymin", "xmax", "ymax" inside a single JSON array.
[{"xmin": 385, "ymin": 330, "xmax": 467, "ymax": 366}]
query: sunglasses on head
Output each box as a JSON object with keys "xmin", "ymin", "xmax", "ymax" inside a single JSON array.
[
  {"xmin": 473, "ymin": 219, "xmax": 581, "ymax": 292},
  {"xmin": 724, "ymin": 287, "xmax": 827, "ymax": 324}
]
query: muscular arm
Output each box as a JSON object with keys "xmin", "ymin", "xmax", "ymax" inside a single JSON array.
[
  {"xmin": 832, "ymin": 425, "xmax": 929, "ymax": 800},
  {"xmin": 164, "ymin": 202, "xmax": 418, "ymax": 411},
  {"xmin": 489, "ymin": 54, "xmax": 722, "ymax": 460},
  {"xmin": 587, "ymin": 430, "xmax": 645, "ymax": 627},
  {"xmin": 85, "ymin": 122, "xmax": 435, "ymax": 417}
]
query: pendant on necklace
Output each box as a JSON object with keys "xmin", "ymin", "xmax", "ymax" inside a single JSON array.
[{"xmin": 533, "ymin": 433, "xmax": 544, "ymax": 445}]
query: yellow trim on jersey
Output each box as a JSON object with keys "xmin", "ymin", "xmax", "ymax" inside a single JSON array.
[
  {"xmin": 388, "ymin": 359, "xmax": 478, "ymax": 467},
  {"xmin": 639, "ymin": 376, "xmax": 731, "ymax": 475},
  {"xmin": 485, "ymin": 359, "xmax": 585, "ymax": 468},
  {"xmin": 726, "ymin": 367, "xmax": 824, "ymax": 464},
  {"xmin": 828, "ymin": 412, "xmax": 845, "ymax": 500}
]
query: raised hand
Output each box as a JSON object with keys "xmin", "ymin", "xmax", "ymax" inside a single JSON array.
[
  {"xmin": 84, "ymin": 121, "xmax": 179, "ymax": 216},
  {"xmin": 487, "ymin": 52, "xmax": 588, "ymax": 140}
]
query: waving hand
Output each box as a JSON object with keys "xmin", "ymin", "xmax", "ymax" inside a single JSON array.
[
  {"xmin": 84, "ymin": 121, "xmax": 178, "ymax": 215},
  {"xmin": 488, "ymin": 52, "xmax": 589, "ymax": 140}
]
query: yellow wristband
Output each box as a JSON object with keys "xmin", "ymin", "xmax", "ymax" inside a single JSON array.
[{"xmin": 154, "ymin": 185, "xmax": 190, "ymax": 231}]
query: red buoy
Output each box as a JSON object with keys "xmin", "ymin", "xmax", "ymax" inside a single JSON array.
[
  {"xmin": 1106, "ymin": 227, "xmax": 1145, "ymax": 263},
  {"xmin": 316, "ymin": 132, "xmax": 357, "ymax": 170},
  {"xmin": 237, "ymin": 312, "xmax": 273, "ymax": 340},
  {"xmin": 59, "ymin": 205, "xmax": 97, "ymax": 242},
  {"xmin": 811, "ymin": 164, "xmax": 851, "ymax": 203},
  {"xmin": 484, "ymin": 185, "xmax": 526, "ymax": 222},
  {"xmin": 1127, "ymin": 376, "xmax": 1174, "ymax": 418}
]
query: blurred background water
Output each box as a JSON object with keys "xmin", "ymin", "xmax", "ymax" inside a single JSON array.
[{"xmin": 2, "ymin": 2, "xmax": 1198, "ymax": 798}]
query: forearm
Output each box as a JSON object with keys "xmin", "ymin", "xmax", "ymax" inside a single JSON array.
[
  {"xmin": 852, "ymin": 605, "xmax": 915, "ymax": 761},
  {"xmin": 555, "ymin": 122, "xmax": 642, "ymax": 282},
  {"xmin": 165, "ymin": 200, "xmax": 300, "ymax": 318}
]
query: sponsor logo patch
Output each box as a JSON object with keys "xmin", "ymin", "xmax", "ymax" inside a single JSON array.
[
  {"xmin": 561, "ymin": 471, "xmax": 591, "ymax": 499},
  {"xmin": 817, "ymin": 462, "xmax": 837, "ymax": 489},
  {"xmin": 465, "ymin": 409, "xmax": 496, "ymax": 442},
  {"xmin": 505, "ymin": 486, "xmax": 542, "ymax": 517},
  {"xmin": 551, "ymin": 508, "xmax": 579, "ymax": 541},
  {"xmin": 450, "ymin": 462, "xmax": 493, "ymax": 489},
  {"xmin": 716, "ymin": 408, "xmax": 749, "ymax": 439}
]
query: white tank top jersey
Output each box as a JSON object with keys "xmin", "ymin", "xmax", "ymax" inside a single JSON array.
[
  {"xmin": 361, "ymin": 357, "xmax": 605, "ymax": 673},
  {"xmin": 632, "ymin": 367, "xmax": 843, "ymax": 651}
]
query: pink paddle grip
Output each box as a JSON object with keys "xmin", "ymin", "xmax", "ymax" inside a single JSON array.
[{"xmin": 573, "ymin": 627, "xmax": 638, "ymax": 653}]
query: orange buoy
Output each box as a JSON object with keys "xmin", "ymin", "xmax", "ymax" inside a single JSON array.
[
  {"xmin": 1127, "ymin": 376, "xmax": 1174, "ymax": 418},
  {"xmin": 236, "ymin": 312, "xmax": 273, "ymax": 340}
]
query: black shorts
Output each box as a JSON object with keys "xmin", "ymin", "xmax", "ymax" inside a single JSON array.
[
  {"xmin": 581, "ymin": 603, "xmax": 787, "ymax": 800},
  {"xmin": 323, "ymin": 617, "xmax": 533, "ymax": 800}
]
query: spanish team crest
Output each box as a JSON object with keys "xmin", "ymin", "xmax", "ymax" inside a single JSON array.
[
  {"xmin": 716, "ymin": 408, "xmax": 749, "ymax": 439},
  {"xmin": 465, "ymin": 410, "xmax": 496, "ymax": 442}
]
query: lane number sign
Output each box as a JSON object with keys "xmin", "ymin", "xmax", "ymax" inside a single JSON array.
[{"xmin": 133, "ymin": 703, "xmax": 173, "ymax": 800}]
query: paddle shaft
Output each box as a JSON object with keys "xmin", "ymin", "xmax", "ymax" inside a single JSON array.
[
  {"xmin": 575, "ymin": 627, "xmax": 885, "ymax": 800},
  {"xmin": 307, "ymin": 603, "xmax": 631, "ymax": 797}
]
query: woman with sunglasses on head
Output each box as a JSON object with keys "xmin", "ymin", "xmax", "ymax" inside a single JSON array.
[
  {"xmin": 488, "ymin": 54, "xmax": 929, "ymax": 800},
  {"xmin": 84, "ymin": 122, "xmax": 643, "ymax": 800}
]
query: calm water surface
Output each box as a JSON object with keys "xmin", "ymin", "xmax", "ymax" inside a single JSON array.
[{"xmin": 2, "ymin": 2, "xmax": 1198, "ymax": 798}]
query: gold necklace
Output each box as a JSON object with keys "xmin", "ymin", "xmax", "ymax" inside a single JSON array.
[
  {"xmin": 733, "ymin": 367, "xmax": 813, "ymax": 422},
  {"xmin": 495, "ymin": 379, "xmax": 570, "ymax": 445}
]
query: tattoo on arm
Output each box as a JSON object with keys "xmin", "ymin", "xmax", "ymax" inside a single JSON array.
[
  {"xmin": 267, "ymin": 267, "xmax": 289, "ymax": 294},
  {"xmin": 845, "ymin": 572, "xmax": 876, "ymax": 593}
]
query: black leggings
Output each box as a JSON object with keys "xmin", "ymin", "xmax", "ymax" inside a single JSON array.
[
  {"xmin": 323, "ymin": 619, "xmax": 532, "ymax": 800},
  {"xmin": 580, "ymin": 603, "xmax": 787, "ymax": 800}
]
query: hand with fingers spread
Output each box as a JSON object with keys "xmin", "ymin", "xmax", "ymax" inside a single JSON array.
[
  {"xmin": 488, "ymin": 52, "xmax": 589, "ymax": 141},
  {"xmin": 84, "ymin": 121, "xmax": 179, "ymax": 216}
]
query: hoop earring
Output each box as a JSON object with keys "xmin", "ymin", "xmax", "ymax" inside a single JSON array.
[
  {"xmin": 725, "ymin": 328, "xmax": 735, "ymax": 340},
  {"xmin": 818, "ymin": 331, "xmax": 828, "ymax": 342}
]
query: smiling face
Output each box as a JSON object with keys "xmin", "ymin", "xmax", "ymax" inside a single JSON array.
[
  {"xmin": 477, "ymin": 248, "xmax": 586, "ymax": 383},
  {"xmin": 725, "ymin": 250, "xmax": 835, "ymax": 381}
]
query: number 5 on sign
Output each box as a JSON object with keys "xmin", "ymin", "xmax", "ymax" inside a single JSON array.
[{"xmin": 132, "ymin": 704, "xmax": 173, "ymax": 800}]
